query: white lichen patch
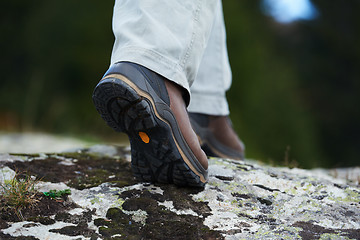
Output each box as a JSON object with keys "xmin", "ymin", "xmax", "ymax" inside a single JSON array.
[
  {"xmin": 3, "ymin": 221, "xmax": 81, "ymax": 240},
  {"xmin": 122, "ymin": 209, "xmax": 148, "ymax": 225},
  {"xmin": 70, "ymin": 183, "xmax": 164, "ymax": 227},
  {"xmin": 158, "ymin": 200, "xmax": 199, "ymax": 217},
  {"xmin": 36, "ymin": 181, "xmax": 72, "ymax": 194},
  {"xmin": 242, "ymin": 170, "xmax": 298, "ymax": 193},
  {"xmin": 193, "ymin": 184, "xmax": 248, "ymax": 232},
  {"xmin": 204, "ymin": 210, "xmax": 241, "ymax": 232},
  {"xmin": 50, "ymin": 155, "xmax": 76, "ymax": 166},
  {"xmin": 69, "ymin": 183, "xmax": 123, "ymax": 217},
  {"xmin": 114, "ymin": 183, "xmax": 164, "ymax": 196},
  {"xmin": 209, "ymin": 164, "xmax": 236, "ymax": 178}
]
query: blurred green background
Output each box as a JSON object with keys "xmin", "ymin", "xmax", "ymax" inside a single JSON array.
[{"xmin": 1, "ymin": 0, "xmax": 359, "ymax": 168}]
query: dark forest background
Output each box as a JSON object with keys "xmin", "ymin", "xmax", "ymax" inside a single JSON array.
[{"xmin": 1, "ymin": 0, "xmax": 359, "ymax": 168}]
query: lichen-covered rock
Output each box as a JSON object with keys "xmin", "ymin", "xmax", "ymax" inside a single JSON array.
[{"xmin": 0, "ymin": 145, "xmax": 359, "ymax": 240}]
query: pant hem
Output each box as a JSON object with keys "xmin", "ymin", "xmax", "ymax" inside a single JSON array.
[{"xmin": 187, "ymin": 92, "xmax": 230, "ymax": 115}]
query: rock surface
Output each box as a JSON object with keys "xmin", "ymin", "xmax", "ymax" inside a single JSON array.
[{"xmin": 0, "ymin": 144, "xmax": 359, "ymax": 240}]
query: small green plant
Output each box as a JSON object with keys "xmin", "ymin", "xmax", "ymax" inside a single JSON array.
[
  {"xmin": 0, "ymin": 172, "xmax": 39, "ymax": 220},
  {"xmin": 43, "ymin": 189, "xmax": 71, "ymax": 199}
]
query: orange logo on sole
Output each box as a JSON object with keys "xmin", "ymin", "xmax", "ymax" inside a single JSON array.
[{"xmin": 139, "ymin": 132, "xmax": 150, "ymax": 143}]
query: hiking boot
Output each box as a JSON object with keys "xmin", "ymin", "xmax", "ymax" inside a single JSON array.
[
  {"xmin": 92, "ymin": 62, "xmax": 208, "ymax": 187},
  {"xmin": 189, "ymin": 113, "xmax": 245, "ymax": 160}
]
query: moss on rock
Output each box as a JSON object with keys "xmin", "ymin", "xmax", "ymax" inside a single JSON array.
[
  {"xmin": 2, "ymin": 146, "xmax": 359, "ymax": 239},
  {"xmin": 5, "ymin": 148, "xmax": 137, "ymax": 190},
  {"xmin": 94, "ymin": 188, "xmax": 223, "ymax": 240}
]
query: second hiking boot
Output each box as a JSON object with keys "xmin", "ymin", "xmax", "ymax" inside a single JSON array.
[{"xmin": 189, "ymin": 113, "xmax": 245, "ymax": 160}]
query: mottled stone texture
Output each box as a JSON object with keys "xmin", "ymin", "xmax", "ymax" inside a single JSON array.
[{"xmin": 0, "ymin": 145, "xmax": 359, "ymax": 240}]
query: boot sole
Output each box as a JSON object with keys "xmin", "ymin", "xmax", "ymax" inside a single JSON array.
[{"xmin": 92, "ymin": 74, "xmax": 207, "ymax": 187}]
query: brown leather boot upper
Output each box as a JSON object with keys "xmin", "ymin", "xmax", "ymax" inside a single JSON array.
[{"xmin": 165, "ymin": 81, "xmax": 208, "ymax": 169}]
